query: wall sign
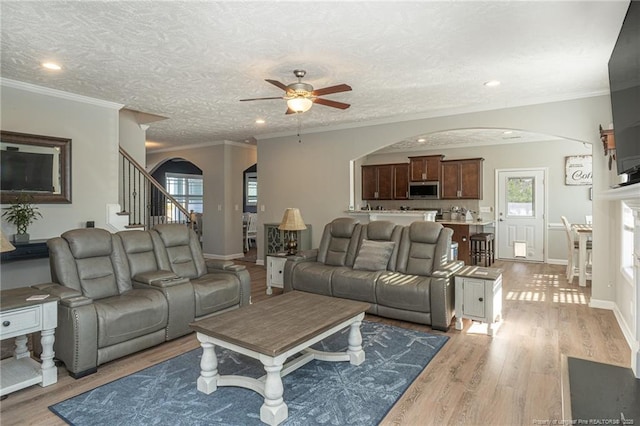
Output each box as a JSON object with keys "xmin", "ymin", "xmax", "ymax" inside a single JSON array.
[{"xmin": 565, "ymin": 155, "xmax": 592, "ymax": 185}]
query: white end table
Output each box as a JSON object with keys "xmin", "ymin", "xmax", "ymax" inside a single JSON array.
[
  {"xmin": 266, "ymin": 253, "xmax": 288, "ymax": 295},
  {"xmin": 454, "ymin": 266, "xmax": 503, "ymax": 336},
  {"xmin": 1, "ymin": 287, "xmax": 58, "ymax": 397}
]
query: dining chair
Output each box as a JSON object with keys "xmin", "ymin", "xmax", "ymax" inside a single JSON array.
[
  {"xmin": 560, "ymin": 216, "xmax": 592, "ymax": 283},
  {"xmin": 245, "ymin": 213, "xmax": 257, "ymax": 252}
]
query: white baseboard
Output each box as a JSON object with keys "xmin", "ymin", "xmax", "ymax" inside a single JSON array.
[
  {"xmin": 591, "ymin": 298, "xmax": 639, "ymax": 378},
  {"xmin": 547, "ymin": 258, "xmax": 568, "ymax": 266},
  {"xmin": 256, "ymin": 259, "xmax": 264, "ymax": 266}
]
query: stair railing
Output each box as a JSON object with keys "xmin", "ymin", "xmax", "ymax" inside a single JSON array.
[{"xmin": 119, "ymin": 146, "xmax": 191, "ymax": 229}]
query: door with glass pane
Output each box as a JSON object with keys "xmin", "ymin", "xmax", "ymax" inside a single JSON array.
[{"xmin": 497, "ymin": 169, "xmax": 546, "ymax": 261}]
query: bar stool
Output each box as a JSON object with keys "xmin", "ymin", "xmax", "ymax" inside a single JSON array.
[{"xmin": 470, "ymin": 233, "xmax": 495, "ymax": 266}]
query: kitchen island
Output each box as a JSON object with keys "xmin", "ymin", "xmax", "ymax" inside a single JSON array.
[
  {"xmin": 436, "ymin": 219, "xmax": 495, "ymax": 265},
  {"xmin": 346, "ymin": 210, "xmax": 438, "ymax": 225}
]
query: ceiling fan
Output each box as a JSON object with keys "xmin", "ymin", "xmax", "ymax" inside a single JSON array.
[{"xmin": 240, "ymin": 70, "xmax": 352, "ymax": 114}]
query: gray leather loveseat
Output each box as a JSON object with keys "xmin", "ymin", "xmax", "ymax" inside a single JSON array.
[
  {"xmin": 37, "ymin": 225, "xmax": 250, "ymax": 378},
  {"xmin": 283, "ymin": 218, "xmax": 463, "ymax": 331}
]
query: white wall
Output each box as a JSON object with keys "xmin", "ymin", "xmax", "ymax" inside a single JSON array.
[
  {"xmin": 0, "ymin": 80, "xmax": 122, "ymax": 288},
  {"xmin": 362, "ymin": 139, "xmax": 593, "ymax": 262},
  {"xmin": 146, "ymin": 142, "xmax": 257, "ymax": 258}
]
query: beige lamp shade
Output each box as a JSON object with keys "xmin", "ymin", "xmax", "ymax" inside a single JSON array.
[
  {"xmin": 1, "ymin": 230, "xmax": 16, "ymax": 253},
  {"xmin": 278, "ymin": 208, "xmax": 307, "ymax": 231}
]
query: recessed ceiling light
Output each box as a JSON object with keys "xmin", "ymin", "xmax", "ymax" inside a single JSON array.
[
  {"xmin": 417, "ymin": 138, "xmax": 426, "ymax": 142},
  {"xmin": 42, "ymin": 62, "xmax": 62, "ymax": 71},
  {"xmin": 484, "ymin": 80, "xmax": 501, "ymax": 87},
  {"xmin": 503, "ymin": 131, "xmax": 513, "ymax": 135},
  {"xmin": 255, "ymin": 119, "xmax": 265, "ymax": 124}
]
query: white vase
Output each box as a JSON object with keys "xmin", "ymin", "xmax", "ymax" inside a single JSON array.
[{"xmin": 13, "ymin": 233, "xmax": 30, "ymax": 243}]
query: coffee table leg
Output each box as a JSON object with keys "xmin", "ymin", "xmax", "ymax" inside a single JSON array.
[
  {"xmin": 196, "ymin": 335, "xmax": 218, "ymax": 394},
  {"xmin": 347, "ymin": 313, "xmax": 365, "ymax": 365},
  {"xmin": 259, "ymin": 355, "xmax": 288, "ymax": 426}
]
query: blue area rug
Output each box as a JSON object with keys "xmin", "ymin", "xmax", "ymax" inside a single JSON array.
[{"xmin": 50, "ymin": 321, "xmax": 448, "ymax": 426}]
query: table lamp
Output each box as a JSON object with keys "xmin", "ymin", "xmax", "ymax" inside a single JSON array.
[
  {"xmin": 278, "ymin": 208, "xmax": 307, "ymax": 255},
  {"xmin": 1, "ymin": 230, "xmax": 16, "ymax": 253}
]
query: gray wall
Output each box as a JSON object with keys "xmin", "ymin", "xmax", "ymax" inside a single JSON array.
[{"xmin": 0, "ymin": 81, "xmax": 122, "ymax": 288}]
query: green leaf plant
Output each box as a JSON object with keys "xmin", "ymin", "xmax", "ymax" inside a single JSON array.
[{"xmin": 2, "ymin": 193, "xmax": 42, "ymax": 235}]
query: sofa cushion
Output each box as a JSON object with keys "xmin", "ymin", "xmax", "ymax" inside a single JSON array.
[
  {"xmin": 75, "ymin": 257, "xmax": 120, "ymax": 300},
  {"xmin": 376, "ymin": 272, "xmax": 432, "ymax": 313},
  {"xmin": 290, "ymin": 262, "xmax": 335, "ymax": 295},
  {"xmin": 191, "ymin": 274, "xmax": 240, "ymax": 317},
  {"xmin": 95, "ymin": 288, "xmax": 168, "ymax": 347},
  {"xmin": 353, "ymin": 239, "xmax": 395, "ymax": 271},
  {"xmin": 331, "ymin": 267, "xmax": 380, "ymax": 303}
]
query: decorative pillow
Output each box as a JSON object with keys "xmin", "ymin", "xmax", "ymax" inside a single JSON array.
[{"xmin": 352, "ymin": 239, "xmax": 395, "ymax": 271}]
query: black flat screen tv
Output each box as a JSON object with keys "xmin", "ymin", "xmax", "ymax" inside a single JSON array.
[
  {"xmin": 608, "ymin": 1, "xmax": 640, "ymax": 185},
  {"xmin": 1, "ymin": 150, "xmax": 55, "ymax": 192}
]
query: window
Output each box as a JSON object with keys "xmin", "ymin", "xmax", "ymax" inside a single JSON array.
[
  {"xmin": 165, "ymin": 173, "xmax": 203, "ymax": 213},
  {"xmin": 246, "ymin": 172, "xmax": 257, "ymax": 205},
  {"xmin": 506, "ymin": 177, "xmax": 534, "ymax": 217},
  {"xmin": 621, "ymin": 202, "xmax": 635, "ymax": 281}
]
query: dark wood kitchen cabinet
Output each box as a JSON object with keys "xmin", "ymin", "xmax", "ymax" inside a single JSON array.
[
  {"xmin": 362, "ymin": 163, "xmax": 408, "ymax": 200},
  {"xmin": 441, "ymin": 158, "xmax": 484, "ymax": 199},
  {"xmin": 409, "ymin": 155, "xmax": 444, "ymax": 182},
  {"xmin": 393, "ymin": 163, "xmax": 409, "ymax": 199}
]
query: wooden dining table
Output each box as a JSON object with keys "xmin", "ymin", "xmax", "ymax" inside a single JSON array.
[{"xmin": 572, "ymin": 223, "xmax": 592, "ymax": 287}]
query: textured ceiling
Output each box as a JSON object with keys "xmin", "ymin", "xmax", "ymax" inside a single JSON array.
[{"xmin": 0, "ymin": 1, "xmax": 629, "ymax": 152}]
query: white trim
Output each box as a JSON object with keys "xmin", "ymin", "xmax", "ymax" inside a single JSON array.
[
  {"xmin": 588, "ymin": 298, "xmax": 615, "ymax": 310},
  {"xmin": 257, "ymin": 259, "xmax": 265, "ymax": 266},
  {"xmin": 547, "ymin": 258, "xmax": 568, "ymax": 266},
  {"xmin": 148, "ymin": 140, "xmax": 257, "ymax": 154},
  {"xmin": 1, "ymin": 78, "xmax": 124, "ymax": 110}
]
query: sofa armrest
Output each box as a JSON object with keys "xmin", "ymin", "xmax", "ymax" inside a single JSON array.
[
  {"xmin": 431, "ymin": 260, "xmax": 465, "ymax": 279},
  {"xmin": 283, "ymin": 249, "xmax": 319, "ymax": 292},
  {"xmin": 32, "ymin": 283, "xmax": 88, "ymax": 304},
  {"xmin": 205, "ymin": 259, "xmax": 247, "ymax": 273},
  {"xmin": 133, "ymin": 271, "xmax": 190, "ymax": 288},
  {"xmin": 429, "ymin": 275, "xmax": 456, "ymax": 332}
]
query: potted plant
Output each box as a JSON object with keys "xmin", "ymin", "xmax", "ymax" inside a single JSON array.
[{"xmin": 2, "ymin": 193, "xmax": 42, "ymax": 243}]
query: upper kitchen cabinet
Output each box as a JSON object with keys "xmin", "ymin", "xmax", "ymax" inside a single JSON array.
[
  {"xmin": 441, "ymin": 158, "xmax": 484, "ymax": 199},
  {"xmin": 409, "ymin": 155, "xmax": 444, "ymax": 182},
  {"xmin": 362, "ymin": 163, "xmax": 408, "ymax": 200},
  {"xmin": 393, "ymin": 163, "xmax": 409, "ymax": 200}
]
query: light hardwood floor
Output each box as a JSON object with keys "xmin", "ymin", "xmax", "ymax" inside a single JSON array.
[{"xmin": 0, "ymin": 260, "xmax": 630, "ymax": 426}]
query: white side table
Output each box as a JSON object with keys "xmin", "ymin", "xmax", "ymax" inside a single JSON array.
[
  {"xmin": 454, "ymin": 266, "xmax": 503, "ymax": 336},
  {"xmin": 0, "ymin": 287, "xmax": 58, "ymax": 397},
  {"xmin": 266, "ymin": 254, "xmax": 288, "ymax": 295}
]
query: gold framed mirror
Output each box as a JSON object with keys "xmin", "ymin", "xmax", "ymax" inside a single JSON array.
[{"xmin": 1, "ymin": 130, "xmax": 72, "ymax": 204}]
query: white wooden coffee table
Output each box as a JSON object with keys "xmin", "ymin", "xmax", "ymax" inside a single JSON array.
[{"xmin": 190, "ymin": 291, "xmax": 370, "ymax": 426}]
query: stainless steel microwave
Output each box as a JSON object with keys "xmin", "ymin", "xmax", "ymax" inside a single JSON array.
[{"xmin": 409, "ymin": 181, "xmax": 440, "ymax": 199}]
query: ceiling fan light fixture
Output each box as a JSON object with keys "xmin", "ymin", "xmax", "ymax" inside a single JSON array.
[{"xmin": 287, "ymin": 97, "xmax": 313, "ymax": 113}]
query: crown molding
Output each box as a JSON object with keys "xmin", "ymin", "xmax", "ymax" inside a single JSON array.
[
  {"xmin": 147, "ymin": 139, "xmax": 256, "ymax": 154},
  {"xmin": 1, "ymin": 78, "xmax": 124, "ymax": 110}
]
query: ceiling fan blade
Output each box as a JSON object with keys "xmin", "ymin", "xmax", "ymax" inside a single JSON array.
[
  {"xmin": 239, "ymin": 96, "xmax": 283, "ymax": 101},
  {"xmin": 265, "ymin": 79, "xmax": 289, "ymax": 91},
  {"xmin": 313, "ymin": 98, "xmax": 351, "ymax": 110},
  {"xmin": 311, "ymin": 84, "xmax": 352, "ymax": 97}
]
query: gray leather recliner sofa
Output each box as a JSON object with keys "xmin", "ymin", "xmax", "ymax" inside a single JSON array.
[
  {"xmin": 283, "ymin": 218, "xmax": 463, "ymax": 331},
  {"xmin": 39, "ymin": 225, "xmax": 250, "ymax": 378}
]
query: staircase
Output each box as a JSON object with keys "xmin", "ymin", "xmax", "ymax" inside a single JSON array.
[{"xmin": 110, "ymin": 146, "xmax": 192, "ymax": 231}]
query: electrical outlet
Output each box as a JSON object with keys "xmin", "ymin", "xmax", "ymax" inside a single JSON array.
[
  {"xmin": 217, "ymin": 204, "xmax": 222, "ymax": 211},
  {"xmin": 260, "ymin": 205, "xmax": 265, "ymax": 212}
]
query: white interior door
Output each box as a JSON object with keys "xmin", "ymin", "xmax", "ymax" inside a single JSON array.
[{"xmin": 496, "ymin": 169, "xmax": 546, "ymax": 262}]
